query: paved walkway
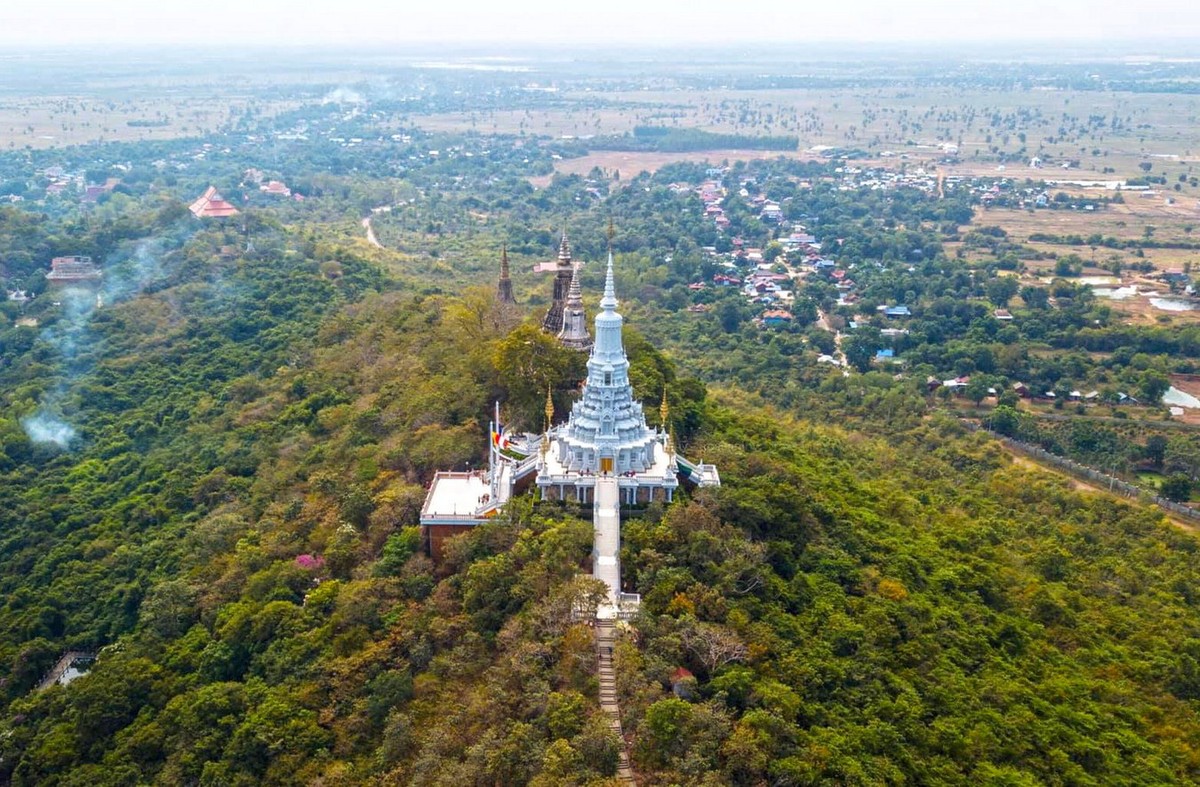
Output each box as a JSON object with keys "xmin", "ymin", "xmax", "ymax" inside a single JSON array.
[
  {"xmin": 593, "ymin": 476, "xmax": 621, "ymax": 613},
  {"xmin": 596, "ymin": 619, "xmax": 635, "ymax": 783}
]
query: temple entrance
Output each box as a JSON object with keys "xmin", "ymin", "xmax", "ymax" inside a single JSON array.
[{"xmin": 600, "ymin": 457, "xmax": 614, "ymax": 474}]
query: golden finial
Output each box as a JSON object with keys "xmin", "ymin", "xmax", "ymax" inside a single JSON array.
[
  {"xmin": 659, "ymin": 385, "xmax": 670, "ymax": 427},
  {"xmin": 544, "ymin": 384, "xmax": 554, "ymax": 429}
]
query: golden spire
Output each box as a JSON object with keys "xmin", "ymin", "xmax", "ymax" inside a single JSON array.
[
  {"xmin": 659, "ymin": 385, "xmax": 675, "ymax": 459},
  {"xmin": 540, "ymin": 385, "xmax": 553, "ymax": 457}
]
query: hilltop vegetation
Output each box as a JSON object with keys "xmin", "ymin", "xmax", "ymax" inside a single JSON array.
[{"xmin": 1, "ymin": 194, "xmax": 1200, "ymax": 785}]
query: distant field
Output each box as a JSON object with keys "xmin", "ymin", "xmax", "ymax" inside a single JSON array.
[
  {"xmin": 0, "ymin": 96, "xmax": 296, "ymax": 149},
  {"xmin": 432, "ymin": 86, "xmax": 1200, "ymax": 184},
  {"xmin": 529, "ymin": 148, "xmax": 825, "ymax": 186},
  {"xmin": 983, "ymin": 202, "xmax": 1200, "ymax": 243},
  {"xmin": 977, "ymin": 200, "xmax": 1200, "ymax": 276}
]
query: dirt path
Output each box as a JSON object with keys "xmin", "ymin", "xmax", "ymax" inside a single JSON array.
[
  {"xmin": 361, "ymin": 216, "xmax": 382, "ymax": 248},
  {"xmin": 816, "ymin": 309, "xmax": 847, "ymax": 367}
]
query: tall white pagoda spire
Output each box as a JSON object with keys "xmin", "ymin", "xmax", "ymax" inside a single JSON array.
[{"xmin": 552, "ymin": 240, "xmax": 659, "ymax": 477}]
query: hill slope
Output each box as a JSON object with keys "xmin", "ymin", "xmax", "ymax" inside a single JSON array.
[{"xmin": 1, "ymin": 214, "xmax": 1200, "ymax": 785}]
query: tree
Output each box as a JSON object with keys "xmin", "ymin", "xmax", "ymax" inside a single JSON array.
[
  {"xmin": 965, "ymin": 378, "xmax": 991, "ymax": 406},
  {"xmin": 493, "ymin": 323, "xmax": 586, "ymax": 429},
  {"xmin": 139, "ymin": 579, "xmax": 198, "ymax": 638},
  {"xmin": 718, "ymin": 299, "xmax": 743, "ymax": 334},
  {"xmin": 642, "ymin": 698, "xmax": 694, "ymax": 765},
  {"xmin": 679, "ymin": 618, "xmax": 748, "ymax": 675},
  {"xmin": 1020, "ymin": 285, "xmax": 1049, "ymax": 309},
  {"xmin": 842, "ymin": 327, "xmax": 881, "ymax": 373},
  {"xmin": 989, "ymin": 405, "xmax": 1021, "ymax": 436},
  {"xmin": 986, "ymin": 276, "xmax": 1019, "ymax": 307},
  {"xmin": 1161, "ymin": 474, "xmax": 1192, "ymax": 503},
  {"xmin": 1139, "ymin": 370, "xmax": 1170, "ymax": 405},
  {"xmin": 1145, "ymin": 435, "xmax": 1168, "ymax": 469},
  {"xmin": 546, "ymin": 691, "xmax": 588, "ymax": 740}
]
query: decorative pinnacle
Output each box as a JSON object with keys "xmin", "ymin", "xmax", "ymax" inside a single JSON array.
[
  {"xmin": 659, "ymin": 386, "xmax": 670, "ymax": 426},
  {"xmin": 544, "ymin": 384, "xmax": 554, "ymax": 429},
  {"xmin": 500, "ymin": 244, "xmax": 510, "ymax": 279},
  {"xmin": 600, "ymin": 247, "xmax": 617, "ymax": 311},
  {"xmin": 565, "ymin": 261, "xmax": 583, "ymax": 306},
  {"xmin": 558, "ymin": 230, "xmax": 572, "ymax": 263}
]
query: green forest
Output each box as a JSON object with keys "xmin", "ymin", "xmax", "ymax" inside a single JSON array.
[{"xmin": 3, "ymin": 92, "xmax": 1200, "ymax": 785}]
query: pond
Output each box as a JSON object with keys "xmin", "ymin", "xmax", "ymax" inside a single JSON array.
[
  {"xmin": 1163, "ymin": 386, "xmax": 1200, "ymax": 409},
  {"xmin": 1093, "ymin": 286, "xmax": 1138, "ymax": 300},
  {"xmin": 1149, "ymin": 296, "xmax": 1195, "ymax": 312}
]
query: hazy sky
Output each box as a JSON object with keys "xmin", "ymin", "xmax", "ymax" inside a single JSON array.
[{"xmin": 1, "ymin": 0, "xmax": 1197, "ymax": 46}]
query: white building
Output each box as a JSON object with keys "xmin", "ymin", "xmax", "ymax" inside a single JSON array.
[{"xmin": 421, "ymin": 242, "xmax": 719, "ymax": 617}]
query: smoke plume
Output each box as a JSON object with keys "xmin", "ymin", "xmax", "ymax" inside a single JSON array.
[
  {"xmin": 21, "ymin": 412, "xmax": 77, "ymax": 449},
  {"xmin": 21, "ymin": 234, "xmax": 182, "ymax": 449}
]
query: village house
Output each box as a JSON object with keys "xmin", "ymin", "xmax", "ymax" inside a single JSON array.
[
  {"xmin": 46, "ymin": 256, "xmax": 101, "ymax": 285},
  {"xmin": 82, "ymin": 178, "xmax": 120, "ymax": 203},
  {"xmin": 761, "ymin": 309, "xmax": 793, "ymax": 327}
]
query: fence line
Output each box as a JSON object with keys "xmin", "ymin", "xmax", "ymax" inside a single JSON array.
[{"xmin": 962, "ymin": 421, "xmax": 1200, "ymax": 523}]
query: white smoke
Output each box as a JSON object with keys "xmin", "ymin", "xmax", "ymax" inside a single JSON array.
[
  {"xmin": 322, "ymin": 86, "xmax": 366, "ymax": 105},
  {"xmin": 21, "ymin": 412, "xmax": 77, "ymax": 448}
]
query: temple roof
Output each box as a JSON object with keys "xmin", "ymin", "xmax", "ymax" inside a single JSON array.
[{"xmin": 189, "ymin": 186, "xmax": 239, "ymax": 219}]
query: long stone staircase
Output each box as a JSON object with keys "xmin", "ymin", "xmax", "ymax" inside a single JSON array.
[{"xmin": 596, "ymin": 619, "xmax": 635, "ymax": 783}]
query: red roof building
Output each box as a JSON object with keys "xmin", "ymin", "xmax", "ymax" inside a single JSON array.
[
  {"xmin": 189, "ymin": 186, "xmax": 239, "ymax": 219},
  {"xmin": 260, "ymin": 180, "xmax": 291, "ymax": 197}
]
